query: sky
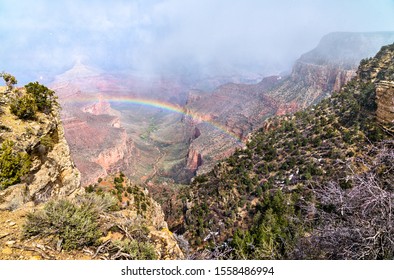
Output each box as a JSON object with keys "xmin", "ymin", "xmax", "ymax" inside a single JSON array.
[{"xmin": 1, "ymin": 0, "xmax": 394, "ymax": 84}]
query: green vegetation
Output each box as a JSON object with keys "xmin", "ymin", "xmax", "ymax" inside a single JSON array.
[
  {"xmin": 10, "ymin": 93, "xmax": 38, "ymax": 120},
  {"xmin": 23, "ymin": 194, "xmax": 116, "ymax": 250},
  {"xmin": 183, "ymin": 43, "xmax": 394, "ymax": 259},
  {"xmin": 0, "ymin": 72, "xmax": 17, "ymax": 91},
  {"xmin": 231, "ymin": 190, "xmax": 303, "ymax": 259},
  {"xmin": 23, "ymin": 182, "xmax": 161, "ymax": 259},
  {"xmin": 71, "ymin": 177, "xmax": 159, "ymax": 259},
  {"xmin": 8, "ymin": 81, "xmax": 59, "ymax": 120},
  {"xmin": 25, "ymin": 81, "xmax": 58, "ymax": 114},
  {"xmin": 40, "ymin": 132, "xmax": 58, "ymax": 151},
  {"xmin": 0, "ymin": 140, "xmax": 31, "ymax": 189},
  {"xmin": 87, "ymin": 175, "xmax": 153, "ymax": 216},
  {"xmin": 112, "ymin": 238, "xmax": 157, "ymax": 260}
]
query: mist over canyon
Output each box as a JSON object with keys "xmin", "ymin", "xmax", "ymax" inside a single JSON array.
[
  {"xmin": 51, "ymin": 32, "xmax": 394, "ymax": 189},
  {"xmin": 2, "ymin": 0, "xmax": 394, "ymax": 84}
]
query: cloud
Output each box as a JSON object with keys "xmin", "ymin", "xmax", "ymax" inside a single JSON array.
[{"xmin": 1, "ymin": 0, "xmax": 394, "ymax": 83}]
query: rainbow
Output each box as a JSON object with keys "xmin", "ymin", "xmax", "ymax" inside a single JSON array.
[{"xmin": 61, "ymin": 94, "xmax": 244, "ymax": 143}]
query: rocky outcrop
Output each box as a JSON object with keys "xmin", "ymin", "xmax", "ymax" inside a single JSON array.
[
  {"xmin": 94, "ymin": 129, "xmax": 132, "ymax": 171},
  {"xmin": 89, "ymin": 175, "xmax": 184, "ymax": 260},
  {"xmin": 0, "ymin": 103, "xmax": 81, "ymax": 210},
  {"xmin": 356, "ymin": 44, "xmax": 394, "ymax": 127},
  {"xmin": 141, "ymin": 191, "xmax": 184, "ymax": 259},
  {"xmin": 333, "ymin": 70, "xmax": 357, "ymax": 92},
  {"xmin": 185, "ymin": 149, "xmax": 202, "ymax": 172},
  {"xmin": 83, "ymin": 99, "xmax": 112, "ymax": 115},
  {"xmin": 82, "ymin": 95, "xmax": 120, "ymax": 118},
  {"xmin": 286, "ymin": 61, "xmax": 356, "ymax": 106},
  {"xmin": 290, "ymin": 61, "xmax": 354, "ymax": 91},
  {"xmin": 376, "ymin": 81, "xmax": 394, "ymax": 125},
  {"xmin": 27, "ymin": 115, "xmax": 81, "ymax": 203}
]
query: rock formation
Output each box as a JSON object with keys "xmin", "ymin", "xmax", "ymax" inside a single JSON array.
[
  {"xmin": 185, "ymin": 148, "xmax": 203, "ymax": 172},
  {"xmin": 0, "ymin": 96, "xmax": 81, "ymax": 210},
  {"xmin": 267, "ymin": 32, "xmax": 394, "ymax": 109},
  {"xmin": 376, "ymin": 81, "xmax": 394, "ymax": 125},
  {"xmin": 357, "ymin": 43, "xmax": 394, "ymax": 128},
  {"xmin": 281, "ymin": 61, "xmax": 356, "ymax": 107}
]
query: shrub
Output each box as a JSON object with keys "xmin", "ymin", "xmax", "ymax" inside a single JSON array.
[
  {"xmin": 22, "ymin": 194, "xmax": 116, "ymax": 250},
  {"xmin": 112, "ymin": 239, "xmax": 157, "ymax": 260},
  {"xmin": 40, "ymin": 133, "xmax": 57, "ymax": 150},
  {"xmin": 10, "ymin": 94, "xmax": 38, "ymax": 120},
  {"xmin": 0, "ymin": 140, "xmax": 31, "ymax": 189},
  {"xmin": 25, "ymin": 82, "xmax": 58, "ymax": 113},
  {"xmin": 74, "ymin": 193, "xmax": 118, "ymax": 213},
  {"xmin": 193, "ymin": 174, "xmax": 208, "ymax": 184},
  {"xmin": 0, "ymin": 72, "xmax": 17, "ymax": 91},
  {"xmin": 85, "ymin": 185, "xmax": 94, "ymax": 193},
  {"xmin": 114, "ymin": 176, "xmax": 124, "ymax": 184}
]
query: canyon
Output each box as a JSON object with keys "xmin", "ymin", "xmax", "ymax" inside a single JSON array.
[
  {"xmin": 51, "ymin": 32, "xmax": 394, "ymax": 190},
  {"xmin": 1, "ymin": 31, "xmax": 394, "ymax": 261}
]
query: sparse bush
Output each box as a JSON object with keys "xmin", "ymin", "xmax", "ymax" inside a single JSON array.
[
  {"xmin": 23, "ymin": 194, "xmax": 116, "ymax": 250},
  {"xmin": 0, "ymin": 72, "xmax": 17, "ymax": 91},
  {"xmin": 0, "ymin": 124, "xmax": 11, "ymax": 132},
  {"xmin": 74, "ymin": 193, "xmax": 117, "ymax": 213},
  {"xmin": 40, "ymin": 133, "xmax": 56, "ymax": 150},
  {"xmin": 23, "ymin": 199, "xmax": 101, "ymax": 250},
  {"xmin": 112, "ymin": 239, "xmax": 157, "ymax": 260},
  {"xmin": 0, "ymin": 140, "xmax": 31, "ymax": 189}
]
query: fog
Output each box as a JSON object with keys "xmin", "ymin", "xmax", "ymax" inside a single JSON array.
[{"xmin": 1, "ymin": 0, "xmax": 394, "ymax": 84}]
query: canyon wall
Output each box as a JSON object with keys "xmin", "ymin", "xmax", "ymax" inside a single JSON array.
[{"xmin": 376, "ymin": 81, "xmax": 394, "ymax": 125}]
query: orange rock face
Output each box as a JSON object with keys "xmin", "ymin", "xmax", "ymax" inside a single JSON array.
[{"xmin": 186, "ymin": 149, "xmax": 203, "ymax": 172}]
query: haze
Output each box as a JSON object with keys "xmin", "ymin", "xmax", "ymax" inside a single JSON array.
[{"xmin": 1, "ymin": 0, "xmax": 394, "ymax": 84}]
